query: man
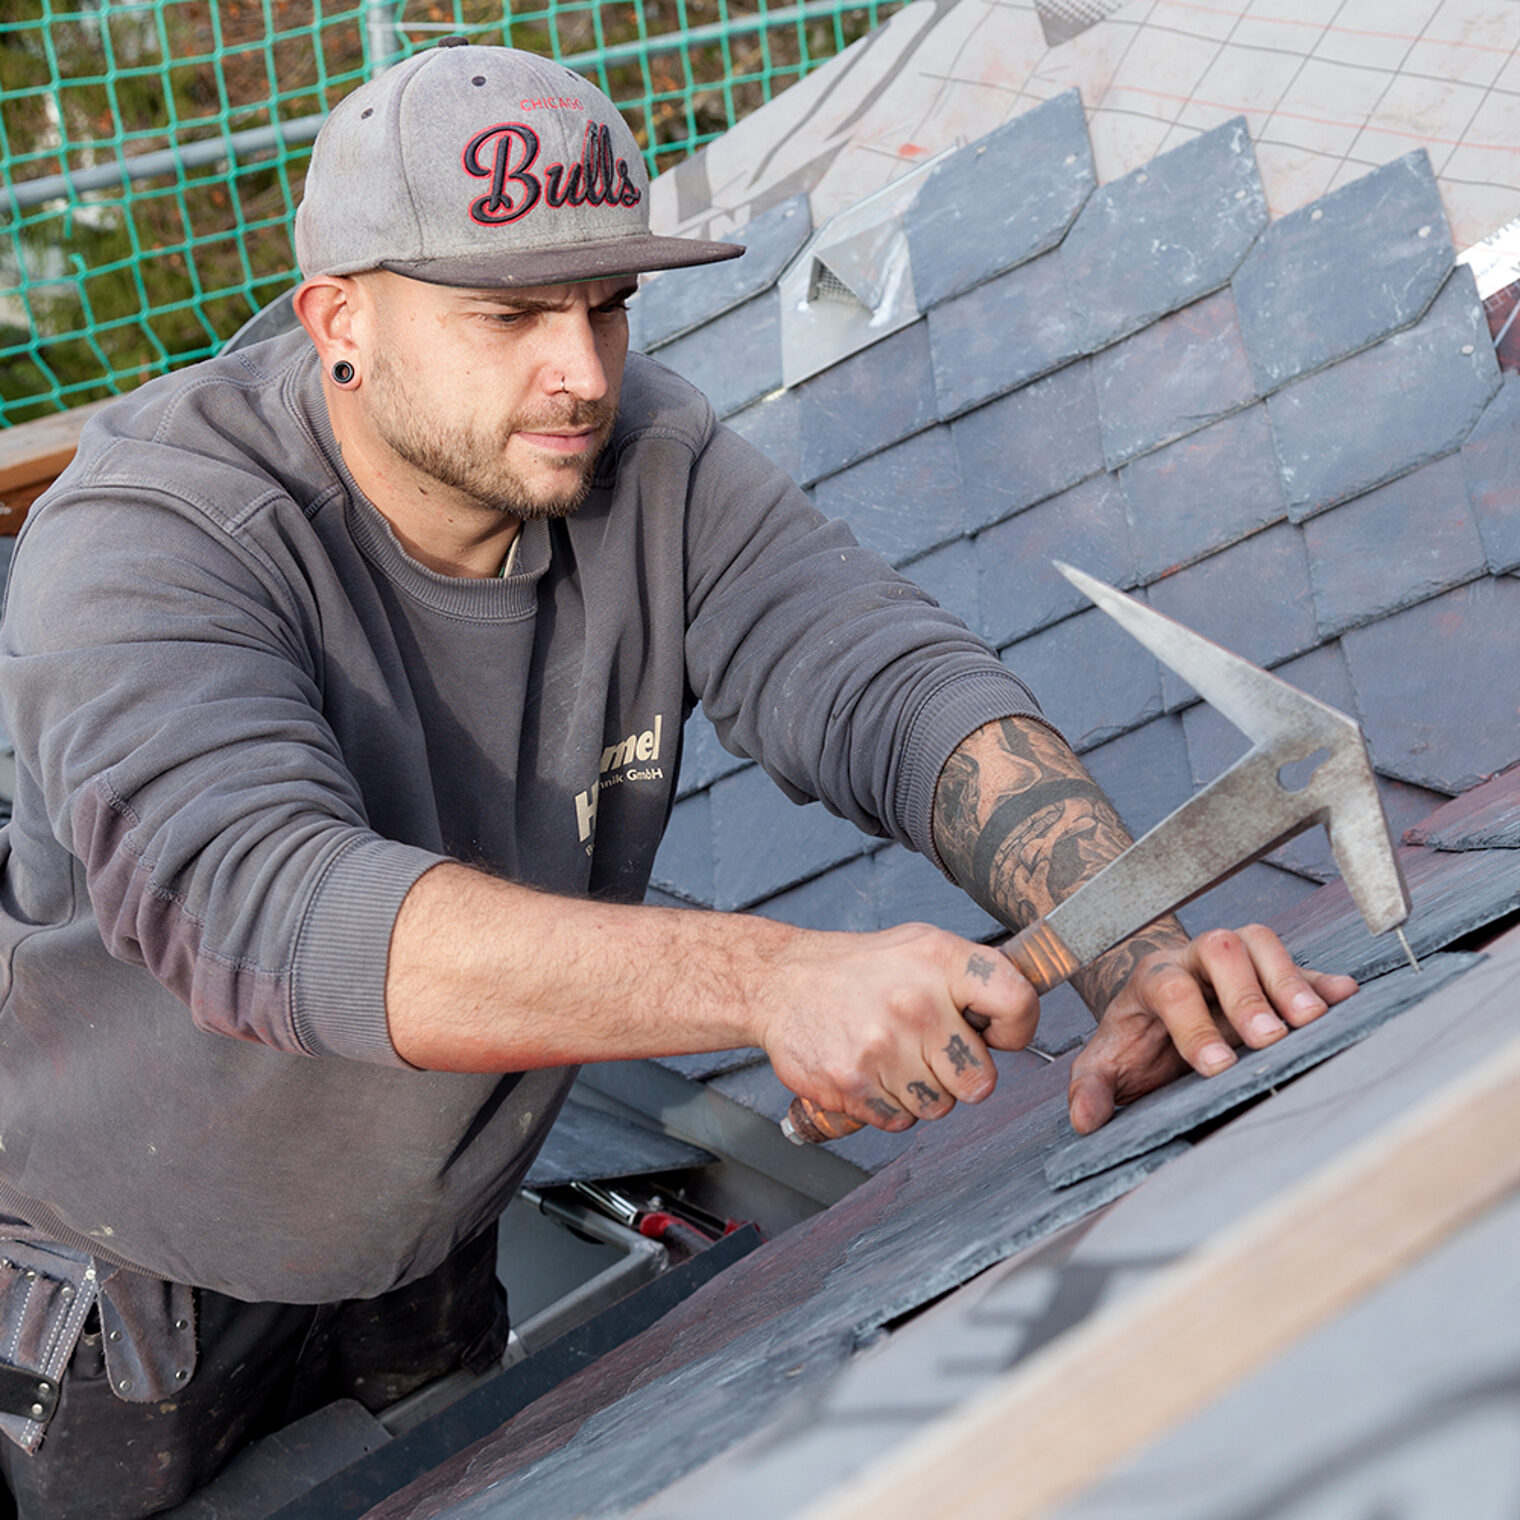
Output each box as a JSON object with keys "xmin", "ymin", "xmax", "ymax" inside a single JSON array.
[{"xmin": 0, "ymin": 41, "xmax": 1353, "ymax": 1518}]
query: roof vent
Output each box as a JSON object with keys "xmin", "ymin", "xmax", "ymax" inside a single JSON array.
[{"xmin": 779, "ymin": 148, "xmax": 953, "ymax": 389}]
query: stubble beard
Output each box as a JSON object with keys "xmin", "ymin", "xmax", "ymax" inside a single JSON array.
[{"xmin": 366, "ymin": 343, "xmax": 617, "ymax": 520}]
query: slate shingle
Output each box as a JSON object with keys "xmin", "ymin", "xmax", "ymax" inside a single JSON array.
[
  {"xmin": 1304, "ymin": 453, "xmax": 1487, "ymax": 637},
  {"xmin": 630, "ymin": 193, "xmax": 811, "ymax": 351},
  {"xmin": 975, "ymin": 472, "xmax": 1134, "ymax": 648},
  {"xmin": 725, "ymin": 385, "xmax": 805, "ymax": 481},
  {"xmin": 872, "ymin": 844, "xmax": 1003, "ymax": 943},
  {"xmin": 1000, "ymin": 605, "xmax": 1164, "ymax": 752},
  {"xmin": 1119, "ymin": 403, "xmax": 1287, "ymax": 580},
  {"xmin": 675, "ymin": 708, "xmax": 750, "ymax": 799},
  {"xmin": 927, "ymin": 252, "xmax": 1084, "ymax": 420},
  {"xmin": 749, "ymin": 852, "xmax": 879, "ymax": 932},
  {"xmin": 650, "ymin": 291, "xmax": 782, "ymax": 419},
  {"xmin": 1270, "ymin": 266, "xmax": 1502, "ymax": 521},
  {"xmin": 812, "ymin": 427, "xmax": 965, "ymax": 565},
  {"xmin": 1062, "ymin": 116, "xmax": 1268, "ymax": 354},
  {"xmin": 1145, "ymin": 522, "xmax": 1318, "ymax": 710},
  {"xmin": 797, "ymin": 321, "xmax": 937, "ymax": 485},
  {"xmin": 1460, "ymin": 372, "xmax": 1520, "ymax": 573},
  {"xmin": 1343, "ymin": 575, "xmax": 1520, "ymax": 793},
  {"xmin": 905, "ymin": 89, "xmax": 1095, "ymax": 312},
  {"xmin": 1176, "ymin": 859, "xmax": 1321, "ymax": 937},
  {"xmin": 953, "ymin": 360, "xmax": 1105, "ymax": 532},
  {"xmin": 1093, "ymin": 287, "xmax": 1256, "ymax": 470},
  {"xmin": 1081, "ymin": 715, "xmax": 1194, "ymax": 838},
  {"xmin": 1232, "ymin": 150, "xmax": 1452, "ymax": 392},
  {"xmin": 649, "ymin": 791, "xmax": 714, "ymax": 906},
  {"xmin": 709, "ymin": 764, "xmax": 871, "ymax": 911}
]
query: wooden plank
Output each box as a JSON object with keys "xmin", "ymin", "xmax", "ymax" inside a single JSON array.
[
  {"xmin": 0, "ymin": 399, "xmax": 115, "ymax": 533},
  {"xmin": 799, "ymin": 1016, "xmax": 1520, "ymax": 1520}
]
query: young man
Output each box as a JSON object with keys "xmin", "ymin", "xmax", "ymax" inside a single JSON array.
[{"xmin": 0, "ymin": 42, "xmax": 1352, "ymax": 1517}]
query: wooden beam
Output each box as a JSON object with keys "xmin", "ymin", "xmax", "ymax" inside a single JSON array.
[
  {"xmin": 800, "ymin": 1010, "xmax": 1520, "ymax": 1520},
  {"xmin": 0, "ymin": 399, "xmax": 115, "ymax": 535}
]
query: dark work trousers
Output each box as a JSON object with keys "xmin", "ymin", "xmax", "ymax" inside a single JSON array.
[{"xmin": 0, "ymin": 1226, "xmax": 509, "ymax": 1520}]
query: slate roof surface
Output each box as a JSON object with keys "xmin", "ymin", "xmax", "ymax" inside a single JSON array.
[
  {"xmin": 360, "ymin": 89, "xmax": 1520, "ymax": 1520},
  {"xmin": 634, "ymin": 97, "xmax": 1505, "ymax": 1161}
]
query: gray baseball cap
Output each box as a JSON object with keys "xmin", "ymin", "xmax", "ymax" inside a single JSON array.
[{"xmin": 295, "ymin": 40, "xmax": 742, "ymax": 288}]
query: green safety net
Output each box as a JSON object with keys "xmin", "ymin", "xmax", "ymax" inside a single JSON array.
[{"xmin": 1, "ymin": 0, "xmax": 901, "ymax": 426}]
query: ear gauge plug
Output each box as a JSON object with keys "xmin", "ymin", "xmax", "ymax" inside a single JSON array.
[{"xmin": 331, "ymin": 360, "xmax": 356, "ymax": 385}]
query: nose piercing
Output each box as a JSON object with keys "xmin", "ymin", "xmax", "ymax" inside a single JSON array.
[{"xmin": 331, "ymin": 360, "xmax": 356, "ymax": 385}]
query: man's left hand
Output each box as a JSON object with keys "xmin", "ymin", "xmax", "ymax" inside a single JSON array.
[{"xmin": 1065, "ymin": 924, "xmax": 1359, "ymax": 1134}]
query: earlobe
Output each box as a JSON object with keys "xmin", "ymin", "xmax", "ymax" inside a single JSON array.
[{"xmin": 292, "ymin": 276, "xmax": 362, "ymax": 378}]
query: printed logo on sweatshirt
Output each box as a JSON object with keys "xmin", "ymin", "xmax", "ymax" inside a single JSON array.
[{"xmin": 575, "ymin": 714, "xmax": 665, "ymax": 846}]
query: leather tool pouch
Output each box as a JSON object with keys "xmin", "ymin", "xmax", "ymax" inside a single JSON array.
[{"xmin": 0, "ymin": 1245, "xmax": 97, "ymax": 1452}]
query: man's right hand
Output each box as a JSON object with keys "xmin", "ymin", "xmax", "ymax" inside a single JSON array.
[{"xmin": 754, "ymin": 923, "xmax": 1040, "ymax": 1131}]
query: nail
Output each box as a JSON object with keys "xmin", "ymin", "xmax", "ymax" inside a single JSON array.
[
  {"xmin": 1199, "ymin": 1041, "xmax": 1235, "ymax": 1075},
  {"xmin": 1292, "ymin": 990, "xmax": 1325, "ymax": 1018},
  {"xmin": 1250, "ymin": 1012, "xmax": 1283, "ymax": 1041}
]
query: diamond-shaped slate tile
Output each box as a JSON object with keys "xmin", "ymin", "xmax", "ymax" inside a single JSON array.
[
  {"xmin": 812, "ymin": 427, "xmax": 964, "ymax": 565},
  {"xmin": 1460, "ymin": 372, "xmax": 1520, "ymax": 573},
  {"xmin": 872, "ymin": 844, "xmax": 1003, "ymax": 944},
  {"xmin": 1000, "ymin": 605, "xmax": 1163, "ymax": 753},
  {"xmin": 650, "ymin": 291, "xmax": 782, "ymax": 419},
  {"xmin": 675, "ymin": 708, "xmax": 751, "ymax": 800},
  {"xmin": 1044, "ymin": 954, "xmax": 1480, "ymax": 1187},
  {"xmin": 653, "ymin": 1048, "xmax": 768, "ymax": 1082},
  {"xmin": 1093, "ymin": 287, "xmax": 1256, "ymax": 470},
  {"xmin": 650, "ymin": 790, "xmax": 715, "ymax": 906},
  {"xmin": 749, "ymin": 851, "xmax": 879, "ymax": 932},
  {"xmin": 1343, "ymin": 575, "xmax": 1520, "ymax": 792},
  {"xmin": 710, "ymin": 764, "xmax": 872, "ymax": 912},
  {"xmin": 631, "ymin": 193, "xmax": 811, "ymax": 351},
  {"xmin": 905, "ymin": 88, "xmax": 1094, "ymax": 312},
  {"xmin": 1276, "ymin": 843, "xmax": 1520, "ymax": 982},
  {"xmin": 1405, "ymin": 765, "xmax": 1520, "ymax": 850},
  {"xmin": 1119, "ymin": 403, "xmax": 1286, "ymax": 581},
  {"xmin": 975, "ymin": 471, "xmax": 1134, "ymax": 648},
  {"xmin": 928, "ymin": 251, "xmax": 1084, "ymax": 420},
  {"xmin": 1062, "ymin": 116, "xmax": 1268, "ymax": 354},
  {"xmin": 1232, "ymin": 150, "xmax": 1453, "ymax": 392},
  {"xmin": 954, "ymin": 359, "xmax": 1105, "ymax": 532},
  {"xmin": 897, "ymin": 537, "xmax": 978, "ymax": 633},
  {"xmin": 1146, "ymin": 522, "xmax": 1318, "ymax": 710},
  {"xmin": 1081, "ymin": 715, "xmax": 1194, "ymax": 839},
  {"xmin": 1178, "ymin": 859, "xmax": 1322, "ymax": 937},
  {"xmin": 1304, "ymin": 453, "xmax": 1486, "ymax": 638},
  {"xmin": 726, "ymin": 385, "xmax": 804, "ymax": 481},
  {"xmin": 797, "ymin": 321, "xmax": 937, "ymax": 486},
  {"xmin": 1270, "ymin": 266, "xmax": 1501, "ymax": 521}
]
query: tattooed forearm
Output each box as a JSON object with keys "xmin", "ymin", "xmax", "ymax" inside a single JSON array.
[{"xmin": 933, "ymin": 716, "xmax": 1188, "ymax": 1015}]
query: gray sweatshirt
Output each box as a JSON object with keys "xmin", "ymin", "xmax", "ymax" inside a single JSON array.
[{"xmin": 0, "ymin": 332, "xmax": 1041, "ymax": 1302}]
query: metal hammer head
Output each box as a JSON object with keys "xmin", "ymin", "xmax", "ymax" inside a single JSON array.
[{"xmin": 1055, "ymin": 563, "xmax": 1411, "ymax": 938}]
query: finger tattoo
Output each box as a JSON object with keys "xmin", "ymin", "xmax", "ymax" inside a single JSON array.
[
  {"xmin": 866, "ymin": 1096, "xmax": 902, "ymax": 1122},
  {"xmin": 945, "ymin": 1033, "xmax": 983, "ymax": 1074},
  {"xmin": 966, "ymin": 953, "xmax": 997, "ymax": 984},
  {"xmin": 906, "ymin": 1080, "xmax": 941, "ymax": 1109}
]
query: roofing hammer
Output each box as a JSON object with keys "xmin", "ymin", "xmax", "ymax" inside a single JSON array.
[{"xmin": 782, "ymin": 562, "xmax": 1412, "ymax": 1145}]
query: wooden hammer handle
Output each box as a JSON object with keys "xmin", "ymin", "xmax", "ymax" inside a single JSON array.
[{"xmin": 781, "ymin": 918, "xmax": 1081, "ymax": 1145}]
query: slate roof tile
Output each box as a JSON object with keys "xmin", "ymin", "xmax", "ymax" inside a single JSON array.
[
  {"xmin": 1000, "ymin": 605, "xmax": 1164, "ymax": 752},
  {"xmin": 1459, "ymin": 372, "xmax": 1520, "ymax": 573},
  {"xmin": 1232, "ymin": 150, "xmax": 1453, "ymax": 391},
  {"xmin": 952, "ymin": 359, "xmax": 1105, "ymax": 532},
  {"xmin": 648, "ymin": 291, "xmax": 782, "ymax": 419},
  {"xmin": 905, "ymin": 89, "xmax": 1094, "ymax": 312},
  {"xmin": 895, "ymin": 537, "xmax": 978, "ymax": 635},
  {"xmin": 812, "ymin": 427, "xmax": 965, "ymax": 566},
  {"xmin": 1270, "ymin": 266, "xmax": 1502, "ymax": 521},
  {"xmin": 927, "ymin": 251, "xmax": 1084, "ymax": 420},
  {"xmin": 1093, "ymin": 287, "xmax": 1257, "ymax": 470},
  {"xmin": 1177, "ymin": 859, "xmax": 1322, "ymax": 938},
  {"xmin": 709, "ymin": 764, "xmax": 872, "ymax": 911},
  {"xmin": 749, "ymin": 852, "xmax": 879, "ymax": 933},
  {"xmin": 1146, "ymin": 522, "xmax": 1319, "ymax": 709},
  {"xmin": 725, "ymin": 385, "xmax": 805, "ymax": 480},
  {"xmin": 1062, "ymin": 117, "xmax": 1268, "ymax": 354},
  {"xmin": 1343, "ymin": 575, "xmax": 1520, "ymax": 792},
  {"xmin": 675, "ymin": 709, "xmax": 751, "ymax": 800},
  {"xmin": 974, "ymin": 472, "xmax": 1134, "ymax": 648},
  {"xmin": 1304, "ymin": 453, "xmax": 1487, "ymax": 637},
  {"xmin": 871, "ymin": 844, "xmax": 1002, "ymax": 944},
  {"xmin": 796, "ymin": 321, "xmax": 937, "ymax": 485},
  {"xmin": 1405, "ymin": 764, "xmax": 1520, "ymax": 849},
  {"xmin": 1080, "ymin": 715, "xmax": 1194, "ymax": 838},
  {"xmin": 1119, "ymin": 403, "xmax": 1287, "ymax": 581},
  {"xmin": 630, "ymin": 193, "xmax": 811, "ymax": 351},
  {"xmin": 649, "ymin": 790, "xmax": 714, "ymax": 905}
]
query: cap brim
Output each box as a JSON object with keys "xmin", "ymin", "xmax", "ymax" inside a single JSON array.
[{"xmin": 380, "ymin": 233, "xmax": 743, "ymax": 289}]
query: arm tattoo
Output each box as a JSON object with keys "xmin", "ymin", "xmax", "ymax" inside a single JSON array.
[
  {"xmin": 933, "ymin": 717, "xmax": 1188, "ymax": 1015},
  {"xmin": 906, "ymin": 1079, "xmax": 941, "ymax": 1109},
  {"xmin": 945, "ymin": 1033, "xmax": 982, "ymax": 1074}
]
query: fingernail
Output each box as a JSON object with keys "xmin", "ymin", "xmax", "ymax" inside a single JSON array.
[
  {"xmin": 1250, "ymin": 1012, "xmax": 1283, "ymax": 1041},
  {"xmin": 1292, "ymin": 991, "xmax": 1325, "ymax": 1018},
  {"xmin": 1199, "ymin": 1041, "xmax": 1235, "ymax": 1075}
]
